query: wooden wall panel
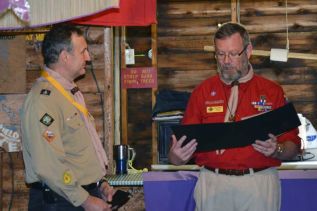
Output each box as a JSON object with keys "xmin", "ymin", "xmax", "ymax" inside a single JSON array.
[
  {"xmin": 0, "ymin": 36, "xmax": 26, "ymax": 93},
  {"xmin": 125, "ymin": 26, "xmax": 153, "ymax": 169},
  {"xmin": 1, "ymin": 152, "xmax": 28, "ymax": 211}
]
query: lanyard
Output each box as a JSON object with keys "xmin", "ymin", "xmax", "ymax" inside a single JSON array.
[{"xmin": 41, "ymin": 71, "xmax": 89, "ymax": 117}]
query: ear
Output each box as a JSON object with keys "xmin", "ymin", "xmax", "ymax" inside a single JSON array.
[
  {"xmin": 59, "ymin": 50, "xmax": 69, "ymax": 64},
  {"xmin": 246, "ymin": 43, "xmax": 253, "ymax": 59}
]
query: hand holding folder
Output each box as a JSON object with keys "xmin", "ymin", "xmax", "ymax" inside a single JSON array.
[{"xmin": 171, "ymin": 103, "xmax": 301, "ymax": 152}]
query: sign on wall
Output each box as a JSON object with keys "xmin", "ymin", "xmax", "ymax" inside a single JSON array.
[{"xmin": 121, "ymin": 67, "xmax": 157, "ymax": 89}]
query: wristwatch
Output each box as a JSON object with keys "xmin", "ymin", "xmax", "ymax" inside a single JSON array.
[
  {"xmin": 97, "ymin": 178, "xmax": 108, "ymax": 188},
  {"xmin": 275, "ymin": 143, "xmax": 284, "ymax": 156}
]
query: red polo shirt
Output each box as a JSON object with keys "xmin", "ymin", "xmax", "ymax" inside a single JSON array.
[{"xmin": 182, "ymin": 74, "xmax": 301, "ymax": 170}]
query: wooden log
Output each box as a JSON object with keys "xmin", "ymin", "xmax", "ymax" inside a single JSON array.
[
  {"xmin": 241, "ymin": 13, "xmax": 317, "ymax": 33},
  {"xmin": 158, "ymin": 69, "xmax": 217, "ymax": 91},
  {"xmin": 2, "ymin": 192, "xmax": 28, "ymax": 211},
  {"xmin": 158, "ymin": 15, "xmax": 317, "ymax": 36},
  {"xmin": 240, "ymin": 1, "xmax": 317, "ymax": 16},
  {"xmin": 103, "ymin": 27, "xmax": 115, "ymax": 174},
  {"xmin": 158, "ymin": 54, "xmax": 215, "ymax": 69},
  {"xmin": 158, "ymin": 1, "xmax": 232, "ymax": 18},
  {"xmin": 283, "ymin": 84, "xmax": 317, "ymax": 101},
  {"xmin": 158, "ymin": 1, "xmax": 317, "ymax": 18},
  {"xmin": 1, "ymin": 152, "xmax": 28, "ymax": 195},
  {"xmin": 158, "ymin": 35, "xmax": 212, "ymax": 52}
]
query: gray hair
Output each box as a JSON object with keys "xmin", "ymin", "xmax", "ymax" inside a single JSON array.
[{"xmin": 214, "ymin": 22, "xmax": 250, "ymax": 46}]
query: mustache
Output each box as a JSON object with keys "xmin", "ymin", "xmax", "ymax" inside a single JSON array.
[{"xmin": 220, "ymin": 63, "xmax": 233, "ymax": 69}]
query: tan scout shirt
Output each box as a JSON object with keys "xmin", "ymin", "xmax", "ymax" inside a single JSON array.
[{"xmin": 21, "ymin": 79, "xmax": 104, "ymax": 207}]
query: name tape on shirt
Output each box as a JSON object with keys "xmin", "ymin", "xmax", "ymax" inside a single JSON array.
[{"xmin": 206, "ymin": 106, "xmax": 223, "ymax": 113}]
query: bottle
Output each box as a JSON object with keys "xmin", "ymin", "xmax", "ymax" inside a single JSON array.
[{"xmin": 305, "ymin": 118, "xmax": 317, "ymax": 149}]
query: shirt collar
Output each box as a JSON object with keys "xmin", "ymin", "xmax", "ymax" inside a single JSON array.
[{"xmin": 42, "ymin": 67, "xmax": 77, "ymax": 91}]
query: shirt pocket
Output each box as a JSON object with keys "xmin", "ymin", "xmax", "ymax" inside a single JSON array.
[
  {"xmin": 63, "ymin": 112, "xmax": 89, "ymax": 154},
  {"xmin": 65, "ymin": 112, "xmax": 84, "ymax": 132}
]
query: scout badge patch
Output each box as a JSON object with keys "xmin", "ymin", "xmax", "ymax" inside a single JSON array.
[
  {"xmin": 251, "ymin": 95, "xmax": 272, "ymax": 112},
  {"xmin": 42, "ymin": 130, "xmax": 55, "ymax": 143},
  {"xmin": 63, "ymin": 171, "xmax": 72, "ymax": 184},
  {"xmin": 40, "ymin": 113, "xmax": 54, "ymax": 126}
]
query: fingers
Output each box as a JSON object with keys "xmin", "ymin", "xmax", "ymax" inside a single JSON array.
[
  {"xmin": 176, "ymin": 135, "xmax": 188, "ymax": 147},
  {"xmin": 106, "ymin": 186, "xmax": 115, "ymax": 202},
  {"xmin": 100, "ymin": 182, "xmax": 115, "ymax": 203},
  {"xmin": 169, "ymin": 134, "xmax": 197, "ymax": 165},
  {"xmin": 268, "ymin": 133, "xmax": 277, "ymax": 142},
  {"xmin": 182, "ymin": 140, "xmax": 197, "ymax": 159},
  {"xmin": 171, "ymin": 135, "xmax": 177, "ymax": 147},
  {"xmin": 171, "ymin": 135, "xmax": 197, "ymax": 150},
  {"xmin": 252, "ymin": 134, "xmax": 278, "ymax": 157},
  {"xmin": 177, "ymin": 139, "xmax": 197, "ymax": 161}
]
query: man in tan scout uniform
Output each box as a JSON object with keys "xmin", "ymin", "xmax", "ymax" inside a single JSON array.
[{"xmin": 21, "ymin": 24, "xmax": 114, "ymax": 210}]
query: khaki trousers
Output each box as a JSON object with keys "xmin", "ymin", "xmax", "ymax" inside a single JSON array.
[{"xmin": 194, "ymin": 167, "xmax": 280, "ymax": 211}]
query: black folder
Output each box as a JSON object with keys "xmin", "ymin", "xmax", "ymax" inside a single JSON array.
[{"xmin": 171, "ymin": 103, "xmax": 301, "ymax": 152}]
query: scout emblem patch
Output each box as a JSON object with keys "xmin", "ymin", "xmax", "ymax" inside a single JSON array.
[
  {"xmin": 63, "ymin": 171, "xmax": 72, "ymax": 184},
  {"xmin": 251, "ymin": 95, "xmax": 273, "ymax": 112},
  {"xmin": 40, "ymin": 113, "xmax": 54, "ymax": 126},
  {"xmin": 42, "ymin": 130, "xmax": 55, "ymax": 143},
  {"xmin": 40, "ymin": 89, "xmax": 51, "ymax": 95}
]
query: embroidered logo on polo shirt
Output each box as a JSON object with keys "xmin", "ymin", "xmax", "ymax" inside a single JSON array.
[
  {"xmin": 251, "ymin": 95, "xmax": 272, "ymax": 112},
  {"xmin": 40, "ymin": 113, "xmax": 54, "ymax": 127},
  {"xmin": 206, "ymin": 106, "xmax": 223, "ymax": 113}
]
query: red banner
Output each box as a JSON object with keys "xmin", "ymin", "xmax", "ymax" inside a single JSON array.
[
  {"xmin": 73, "ymin": 0, "xmax": 156, "ymax": 26},
  {"xmin": 121, "ymin": 67, "xmax": 157, "ymax": 89}
]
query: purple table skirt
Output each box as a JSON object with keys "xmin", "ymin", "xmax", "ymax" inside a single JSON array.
[{"xmin": 143, "ymin": 170, "xmax": 317, "ymax": 211}]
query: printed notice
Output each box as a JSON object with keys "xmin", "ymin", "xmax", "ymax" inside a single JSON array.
[{"xmin": 121, "ymin": 67, "xmax": 157, "ymax": 89}]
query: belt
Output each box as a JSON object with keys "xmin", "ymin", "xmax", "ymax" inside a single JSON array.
[
  {"xmin": 29, "ymin": 182, "xmax": 98, "ymax": 191},
  {"xmin": 205, "ymin": 166, "xmax": 268, "ymax": 176}
]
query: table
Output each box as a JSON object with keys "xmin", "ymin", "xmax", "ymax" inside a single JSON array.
[{"xmin": 143, "ymin": 170, "xmax": 317, "ymax": 211}]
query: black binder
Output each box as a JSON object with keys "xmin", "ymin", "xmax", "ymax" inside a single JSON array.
[{"xmin": 171, "ymin": 103, "xmax": 301, "ymax": 152}]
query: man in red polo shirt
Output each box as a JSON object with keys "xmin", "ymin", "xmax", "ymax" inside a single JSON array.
[{"xmin": 168, "ymin": 22, "xmax": 301, "ymax": 211}]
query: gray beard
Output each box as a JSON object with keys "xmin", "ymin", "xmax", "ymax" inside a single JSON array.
[
  {"xmin": 217, "ymin": 64, "xmax": 242, "ymax": 83},
  {"xmin": 217, "ymin": 58, "xmax": 249, "ymax": 83}
]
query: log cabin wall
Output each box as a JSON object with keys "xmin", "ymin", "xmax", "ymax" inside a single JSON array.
[{"xmin": 157, "ymin": 0, "xmax": 317, "ymax": 126}]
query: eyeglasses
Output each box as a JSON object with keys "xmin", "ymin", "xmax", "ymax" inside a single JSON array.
[{"xmin": 215, "ymin": 44, "xmax": 249, "ymax": 60}]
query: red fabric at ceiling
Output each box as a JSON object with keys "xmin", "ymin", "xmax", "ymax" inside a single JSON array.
[{"xmin": 73, "ymin": 0, "xmax": 156, "ymax": 26}]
